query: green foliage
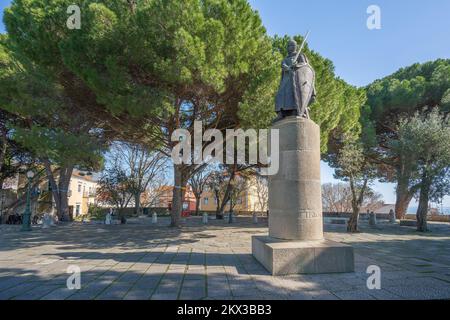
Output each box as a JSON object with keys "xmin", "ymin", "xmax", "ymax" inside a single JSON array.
[
  {"xmin": 390, "ymin": 109, "xmax": 450, "ymax": 230},
  {"xmin": 335, "ymin": 140, "xmax": 365, "ymax": 181},
  {"xmin": 362, "ymin": 59, "xmax": 450, "ymax": 188},
  {"xmin": 365, "ymin": 59, "xmax": 450, "ymax": 127},
  {"xmin": 3, "ymin": 1, "xmax": 366, "ymax": 158},
  {"xmin": 13, "ymin": 126, "xmax": 103, "ymax": 168},
  {"xmin": 1, "ymin": 7, "xmax": 107, "ymax": 172},
  {"xmin": 391, "ymin": 109, "xmax": 450, "ymax": 200},
  {"xmin": 84, "ymin": 204, "xmax": 107, "ymax": 221},
  {"xmin": 5, "ymin": 1, "xmax": 361, "ymax": 145},
  {"xmin": 329, "ymin": 135, "xmax": 375, "ymax": 185},
  {"xmin": 97, "ymin": 164, "xmax": 133, "ymax": 210},
  {"xmin": 327, "ymin": 136, "xmax": 377, "ymax": 232},
  {"xmin": 3, "ymin": 0, "xmax": 281, "ymax": 155}
]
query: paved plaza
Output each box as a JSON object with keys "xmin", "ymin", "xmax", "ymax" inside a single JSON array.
[{"xmin": 0, "ymin": 217, "xmax": 449, "ymax": 300}]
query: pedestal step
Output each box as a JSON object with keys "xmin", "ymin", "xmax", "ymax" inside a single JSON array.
[{"xmin": 252, "ymin": 235, "xmax": 354, "ymax": 275}]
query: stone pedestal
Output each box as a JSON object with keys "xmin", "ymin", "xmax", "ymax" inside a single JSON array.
[
  {"xmin": 252, "ymin": 236, "xmax": 354, "ymax": 275},
  {"xmin": 252, "ymin": 117, "xmax": 354, "ymax": 275}
]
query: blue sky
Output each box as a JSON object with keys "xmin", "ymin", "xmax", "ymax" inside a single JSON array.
[
  {"xmin": 1, "ymin": 0, "xmax": 450, "ymax": 208},
  {"xmin": 249, "ymin": 0, "xmax": 450, "ymax": 86},
  {"xmin": 0, "ymin": 0, "xmax": 7, "ymax": 34}
]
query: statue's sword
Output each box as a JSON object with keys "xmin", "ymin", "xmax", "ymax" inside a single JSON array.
[
  {"xmin": 292, "ymin": 30, "xmax": 310, "ymax": 65},
  {"xmin": 293, "ymin": 31, "xmax": 311, "ymax": 118}
]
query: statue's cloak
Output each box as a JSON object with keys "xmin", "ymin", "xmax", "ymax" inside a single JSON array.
[{"xmin": 275, "ymin": 53, "xmax": 315, "ymax": 117}]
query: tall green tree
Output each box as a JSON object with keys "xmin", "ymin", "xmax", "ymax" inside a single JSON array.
[
  {"xmin": 0, "ymin": 112, "xmax": 33, "ymax": 190},
  {"xmin": 3, "ymin": 0, "xmax": 368, "ymax": 227},
  {"xmin": 326, "ymin": 136, "xmax": 377, "ymax": 232},
  {"xmin": 391, "ymin": 110, "xmax": 450, "ymax": 231},
  {"xmin": 3, "ymin": 0, "xmax": 280, "ymax": 226},
  {"xmin": 1, "ymin": 26, "xmax": 107, "ymax": 221},
  {"xmin": 364, "ymin": 59, "xmax": 450, "ymax": 219}
]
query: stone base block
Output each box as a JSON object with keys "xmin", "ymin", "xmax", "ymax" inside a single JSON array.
[{"xmin": 252, "ymin": 236, "xmax": 354, "ymax": 275}]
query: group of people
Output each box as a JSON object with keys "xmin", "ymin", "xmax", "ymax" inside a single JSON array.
[{"xmin": 4, "ymin": 213, "xmax": 40, "ymax": 225}]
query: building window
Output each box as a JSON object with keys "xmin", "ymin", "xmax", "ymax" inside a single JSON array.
[
  {"xmin": 204, "ymin": 197, "xmax": 209, "ymax": 205},
  {"xmin": 75, "ymin": 204, "xmax": 81, "ymax": 216},
  {"xmin": 78, "ymin": 184, "xmax": 82, "ymax": 193},
  {"xmin": 236, "ymin": 198, "xmax": 242, "ymax": 204}
]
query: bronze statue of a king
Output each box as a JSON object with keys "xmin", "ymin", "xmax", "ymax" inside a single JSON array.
[{"xmin": 275, "ymin": 38, "xmax": 316, "ymax": 120}]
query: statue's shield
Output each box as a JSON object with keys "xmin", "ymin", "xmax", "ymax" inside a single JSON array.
[{"xmin": 293, "ymin": 63, "xmax": 315, "ymax": 116}]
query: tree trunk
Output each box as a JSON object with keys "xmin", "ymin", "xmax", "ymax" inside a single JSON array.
[
  {"xmin": 171, "ymin": 164, "xmax": 186, "ymax": 227},
  {"xmin": 347, "ymin": 203, "xmax": 360, "ymax": 233},
  {"xmin": 58, "ymin": 165, "xmax": 73, "ymax": 221},
  {"xmin": 134, "ymin": 193, "xmax": 141, "ymax": 216},
  {"xmin": 43, "ymin": 160, "xmax": 73, "ymax": 222},
  {"xmin": 118, "ymin": 206, "xmax": 127, "ymax": 224},
  {"xmin": 416, "ymin": 177, "xmax": 431, "ymax": 232},
  {"xmin": 395, "ymin": 177, "xmax": 413, "ymax": 219},
  {"xmin": 218, "ymin": 190, "xmax": 230, "ymax": 216},
  {"xmin": 43, "ymin": 160, "xmax": 62, "ymax": 219},
  {"xmin": 347, "ymin": 176, "xmax": 366, "ymax": 233},
  {"xmin": 194, "ymin": 194, "xmax": 201, "ymax": 216},
  {"xmin": 215, "ymin": 192, "xmax": 223, "ymax": 219},
  {"xmin": 218, "ymin": 169, "xmax": 236, "ymax": 218},
  {"xmin": 0, "ymin": 128, "xmax": 7, "ymax": 173},
  {"xmin": 228, "ymin": 198, "xmax": 233, "ymax": 224}
]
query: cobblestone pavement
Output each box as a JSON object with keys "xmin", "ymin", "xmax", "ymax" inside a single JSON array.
[{"xmin": 0, "ymin": 217, "xmax": 449, "ymax": 300}]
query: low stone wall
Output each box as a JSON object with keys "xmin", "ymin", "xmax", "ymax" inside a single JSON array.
[
  {"xmin": 95, "ymin": 208, "xmax": 267, "ymax": 218},
  {"xmin": 97, "ymin": 207, "xmax": 170, "ymax": 218},
  {"xmin": 94, "ymin": 207, "xmax": 450, "ymax": 222},
  {"xmin": 323, "ymin": 212, "xmax": 390, "ymax": 220},
  {"xmin": 323, "ymin": 212, "xmax": 450, "ymax": 223},
  {"xmin": 405, "ymin": 214, "xmax": 450, "ymax": 222}
]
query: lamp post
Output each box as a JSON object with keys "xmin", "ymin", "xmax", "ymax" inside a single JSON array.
[{"xmin": 21, "ymin": 170, "xmax": 34, "ymax": 231}]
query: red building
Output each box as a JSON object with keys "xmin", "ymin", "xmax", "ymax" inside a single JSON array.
[{"xmin": 154, "ymin": 185, "xmax": 197, "ymax": 215}]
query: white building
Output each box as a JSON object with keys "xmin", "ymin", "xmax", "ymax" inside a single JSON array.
[{"xmin": 67, "ymin": 170, "xmax": 98, "ymax": 217}]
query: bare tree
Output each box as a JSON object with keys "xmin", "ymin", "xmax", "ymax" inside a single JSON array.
[
  {"xmin": 228, "ymin": 174, "xmax": 247, "ymax": 212},
  {"xmin": 363, "ymin": 190, "xmax": 384, "ymax": 212},
  {"xmin": 141, "ymin": 179, "xmax": 169, "ymax": 209},
  {"xmin": 206, "ymin": 164, "xmax": 253, "ymax": 220},
  {"xmin": 250, "ymin": 171, "xmax": 268, "ymax": 213},
  {"xmin": 112, "ymin": 142, "xmax": 168, "ymax": 215},
  {"xmin": 207, "ymin": 169, "xmax": 228, "ymax": 219},
  {"xmin": 189, "ymin": 166, "xmax": 210, "ymax": 215},
  {"xmin": 321, "ymin": 183, "xmax": 353, "ymax": 213}
]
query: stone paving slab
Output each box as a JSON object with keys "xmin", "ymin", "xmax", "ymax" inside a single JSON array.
[{"xmin": 0, "ymin": 217, "xmax": 449, "ymax": 300}]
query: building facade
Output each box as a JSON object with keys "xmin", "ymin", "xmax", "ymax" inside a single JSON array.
[
  {"xmin": 1, "ymin": 169, "xmax": 98, "ymax": 218},
  {"xmin": 153, "ymin": 185, "xmax": 197, "ymax": 212},
  {"xmin": 67, "ymin": 171, "xmax": 98, "ymax": 217},
  {"xmin": 199, "ymin": 175, "xmax": 268, "ymax": 213}
]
